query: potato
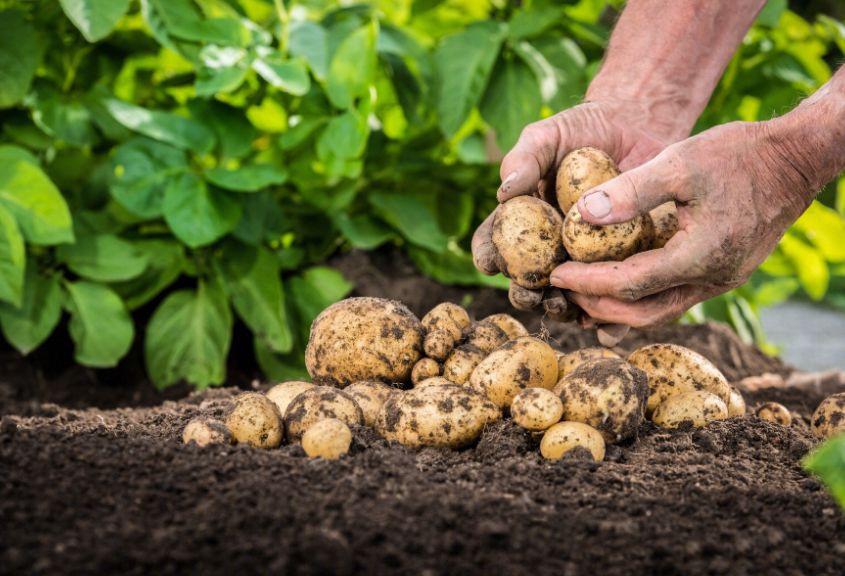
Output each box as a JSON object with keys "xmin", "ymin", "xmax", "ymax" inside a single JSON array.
[
  {"xmin": 492, "ymin": 196, "xmax": 566, "ymax": 289},
  {"xmin": 811, "ymin": 392, "xmax": 845, "ymax": 439},
  {"xmin": 305, "ymin": 297, "xmax": 423, "ymax": 387},
  {"xmin": 541, "ymin": 288, "xmax": 580, "ymax": 323},
  {"xmin": 225, "ymin": 393, "xmax": 284, "ymax": 449},
  {"xmin": 540, "ymin": 421, "xmax": 606, "ymax": 462},
  {"xmin": 651, "ymin": 391, "xmax": 728, "ymax": 428},
  {"xmin": 301, "ymin": 418, "xmax": 352, "ymax": 460},
  {"xmin": 509, "ymin": 282, "xmax": 544, "ymax": 311},
  {"xmin": 481, "ymin": 313, "xmax": 529, "ymax": 340},
  {"xmin": 377, "ymin": 384, "xmax": 500, "ymax": 448},
  {"xmin": 182, "ymin": 418, "xmax": 233, "ymax": 447},
  {"xmin": 421, "ymin": 302, "xmax": 470, "ymax": 341},
  {"xmin": 627, "ymin": 343, "xmax": 731, "ymax": 415},
  {"xmin": 465, "ymin": 322, "xmax": 509, "ymax": 354},
  {"xmin": 649, "ymin": 202, "xmax": 679, "ymax": 249},
  {"xmin": 511, "ymin": 388, "xmax": 563, "ymax": 432},
  {"xmin": 442, "ymin": 345, "xmax": 486, "ymax": 385},
  {"xmin": 553, "ymin": 358, "xmax": 648, "ymax": 443},
  {"xmin": 556, "ymin": 347, "xmax": 620, "ymax": 380},
  {"xmin": 755, "ymin": 402, "xmax": 792, "ymax": 426},
  {"xmin": 415, "ymin": 376, "xmax": 456, "ymax": 388},
  {"xmin": 469, "ymin": 336, "xmax": 558, "ymax": 408},
  {"xmin": 411, "ymin": 358, "xmax": 441, "ymax": 385},
  {"xmin": 344, "ymin": 381, "xmax": 398, "ymax": 427},
  {"xmin": 555, "ymin": 147, "xmax": 620, "ymax": 214},
  {"xmin": 424, "ymin": 329, "xmax": 457, "ymax": 361},
  {"xmin": 266, "ymin": 380, "xmax": 316, "ymax": 416},
  {"xmin": 562, "ymin": 203, "xmax": 653, "ymax": 263},
  {"xmin": 727, "ymin": 385, "xmax": 746, "ymax": 418},
  {"xmin": 284, "ymin": 386, "xmax": 364, "ymax": 439}
]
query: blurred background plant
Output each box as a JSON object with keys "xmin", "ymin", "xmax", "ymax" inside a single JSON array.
[{"xmin": 0, "ymin": 0, "xmax": 843, "ymax": 389}]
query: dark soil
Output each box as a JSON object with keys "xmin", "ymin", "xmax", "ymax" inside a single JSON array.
[{"xmin": 1, "ymin": 248, "xmax": 844, "ymax": 576}]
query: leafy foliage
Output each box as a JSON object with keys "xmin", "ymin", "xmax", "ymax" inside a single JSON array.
[{"xmin": 804, "ymin": 433, "xmax": 845, "ymax": 510}]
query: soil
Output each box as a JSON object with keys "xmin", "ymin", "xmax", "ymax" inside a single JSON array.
[{"xmin": 2, "ymin": 248, "xmax": 844, "ymax": 576}]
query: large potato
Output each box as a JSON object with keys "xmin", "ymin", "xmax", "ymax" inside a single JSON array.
[
  {"xmin": 649, "ymin": 202, "xmax": 679, "ymax": 249},
  {"xmin": 492, "ymin": 196, "xmax": 566, "ymax": 289},
  {"xmin": 811, "ymin": 392, "xmax": 845, "ymax": 439},
  {"xmin": 305, "ymin": 297, "xmax": 423, "ymax": 387},
  {"xmin": 302, "ymin": 419, "xmax": 352, "ymax": 460},
  {"xmin": 226, "ymin": 393, "xmax": 284, "ymax": 449},
  {"xmin": 652, "ymin": 391, "xmax": 728, "ymax": 428},
  {"xmin": 182, "ymin": 418, "xmax": 233, "ymax": 447},
  {"xmin": 481, "ymin": 313, "xmax": 529, "ymax": 340},
  {"xmin": 442, "ymin": 345, "xmax": 486, "ymax": 385},
  {"xmin": 540, "ymin": 421, "xmax": 605, "ymax": 461},
  {"xmin": 511, "ymin": 388, "xmax": 563, "ymax": 432},
  {"xmin": 555, "ymin": 147, "xmax": 620, "ymax": 213},
  {"xmin": 415, "ymin": 376, "xmax": 456, "ymax": 388},
  {"xmin": 556, "ymin": 347, "xmax": 620, "ymax": 380},
  {"xmin": 469, "ymin": 336, "xmax": 558, "ymax": 408},
  {"xmin": 755, "ymin": 402, "xmax": 792, "ymax": 426},
  {"xmin": 266, "ymin": 381, "xmax": 316, "ymax": 416},
  {"xmin": 627, "ymin": 343, "xmax": 731, "ymax": 415},
  {"xmin": 562, "ymin": 203, "xmax": 653, "ymax": 263},
  {"xmin": 377, "ymin": 384, "xmax": 500, "ymax": 448},
  {"xmin": 344, "ymin": 380, "xmax": 398, "ymax": 427},
  {"xmin": 553, "ymin": 358, "xmax": 648, "ymax": 443},
  {"xmin": 421, "ymin": 302, "xmax": 470, "ymax": 341},
  {"xmin": 284, "ymin": 386, "xmax": 364, "ymax": 439}
]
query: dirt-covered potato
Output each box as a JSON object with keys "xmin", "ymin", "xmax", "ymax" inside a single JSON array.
[
  {"xmin": 481, "ymin": 313, "xmax": 529, "ymax": 340},
  {"xmin": 727, "ymin": 385, "xmax": 746, "ymax": 418},
  {"xmin": 421, "ymin": 302, "xmax": 470, "ymax": 341},
  {"xmin": 651, "ymin": 391, "xmax": 728, "ymax": 428},
  {"xmin": 511, "ymin": 388, "xmax": 563, "ymax": 432},
  {"xmin": 182, "ymin": 418, "xmax": 233, "ymax": 447},
  {"xmin": 411, "ymin": 358, "xmax": 441, "ymax": 385},
  {"xmin": 469, "ymin": 336, "xmax": 558, "ymax": 408},
  {"xmin": 301, "ymin": 419, "xmax": 352, "ymax": 460},
  {"xmin": 562, "ymin": 203, "xmax": 653, "ymax": 263},
  {"xmin": 266, "ymin": 381, "xmax": 316, "ymax": 416},
  {"xmin": 555, "ymin": 147, "xmax": 620, "ymax": 214},
  {"xmin": 492, "ymin": 196, "xmax": 566, "ymax": 289},
  {"xmin": 225, "ymin": 393, "xmax": 284, "ymax": 449},
  {"xmin": 553, "ymin": 358, "xmax": 648, "ymax": 443},
  {"xmin": 556, "ymin": 347, "xmax": 620, "ymax": 380},
  {"xmin": 540, "ymin": 421, "xmax": 606, "ymax": 461},
  {"xmin": 423, "ymin": 329, "xmax": 457, "ymax": 361},
  {"xmin": 465, "ymin": 322, "xmax": 509, "ymax": 354},
  {"xmin": 442, "ymin": 345, "xmax": 486, "ymax": 385},
  {"xmin": 509, "ymin": 282, "xmax": 544, "ymax": 311},
  {"xmin": 305, "ymin": 297, "xmax": 423, "ymax": 387},
  {"xmin": 344, "ymin": 381, "xmax": 398, "ymax": 427},
  {"xmin": 811, "ymin": 392, "xmax": 845, "ymax": 439},
  {"xmin": 415, "ymin": 376, "xmax": 456, "ymax": 388},
  {"xmin": 755, "ymin": 402, "xmax": 792, "ymax": 426},
  {"xmin": 649, "ymin": 202, "xmax": 679, "ymax": 249},
  {"xmin": 377, "ymin": 384, "xmax": 500, "ymax": 448},
  {"xmin": 627, "ymin": 343, "xmax": 731, "ymax": 415},
  {"xmin": 284, "ymin": 387, "xmax": 364, "ymax": 439}
]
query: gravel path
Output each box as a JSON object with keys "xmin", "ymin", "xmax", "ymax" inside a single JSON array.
[{"xmin": 761, "ymin": 301, "xmax": 845, "ymax": 371}]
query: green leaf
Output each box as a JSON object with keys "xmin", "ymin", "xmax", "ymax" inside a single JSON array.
[
  {"xmin": 290, "ymin": 21, "xmax": 328, "ymax": 80},
  {"xmin": 287, "ymin": 266, "xmax": 353, "ymax": 341},
  {"xmin": 779, "ymin": 233, "xmax": 829, "ymax": 300},
  {"xmin": 0, "ymin": 205, "xmax": 25, "ymax": 306},
  {"xmin": 0, "ymin": 268, "xmax": 62, "ymax": 355},
  {"xmin": 434, "ymin": 21, "xmax": 506, "ymax": 137},
  {"xmin": 145, "ymin": 279, "xmax": 233, "ymax": 390},
  {"xmin": 804, "ymin": 433, "xmax": 845, "ymax": 510},
  {"xmin": 195, "ymin": 45, "xmax": 250, "ymax": 96},
  {"xmin": 109, "ymin": 138, "xmax": 187, "ymax": 219},
  {"xmin": 332, "ymin": 213, "xmax": 394, "ymax": 249},
  {"xmin": 0, "ymin": 146, "xmax": 74, "ymax": 246},
  {"xmin": 102, "ymin": 98, "xmax": 216, "ymax": 154},
  {"xmin": 30, "ymin": 86, "xmax": 99, "ymax": 148},
  {"xmin": 757, "ymin": 0, "xmax": 787, "ymax": 27},
  {"xmin": 793, "ymin": 201, "xmax": 845, "ymax": 263},
  {"xmin": 480, "ymin": 57, "xmax": 542, "ymax": 151},
  {"xmin": 508, "ymin": 6, "xmax": 565, "ymax": 40},
  {"xmin": 326, "ymin": 21, "xmax": 378, "ymax": 109},
  {"xmin": 163, "ymin": 173, "xmax": 242, "ymax": 248},
  {"xmin": 64, "ymin": 281, "xmax": 134, "ymax": 368},
  {"xmin": 56, "ymin": 234, "xmax": 148, "ymax": 282},
  {"xmin": 0, "ymin": 10, "xmax": 38, "ymax": 109},
  {"xmin": 316, "ymin": 111, "xmax": 368, "ymax": 160},
  {"xmin": 232, "ymin": 191, "xmax": 286, "ymax": 245},
  {"xmin": 513, "ymin": 41, "xmax": 559, "ymax": 104},
  {"xmin": 148, "ymin": 0, "xmax": 242, "ymax": 46},
  {"xmin": 206, "ymin": 164, "xmax": 288, "ymax": 192},
  {"xmin": 59, "ymin": 0, "xmax": 131, "ymax": 42},
  {"xmin": 254, "ymin": 338, "xmax": 310, "ymax": 382},
  {"xmin": 110, "ymin": 239, "xmax": 185, "ymax": 310},
  {"xmin": 187, "ymin": 99, "xmax": 257, "ymax": 160},
  {"xmin": 253, "ymin": 55, "xmax": 311, "ymax": 96},
  {"xmin": 409, "ymin": 245, "xmax": 510, "ymax": 289},
  {"xmin": 369, "ymin": 190, "xmax": 448, "ymax": 252}
]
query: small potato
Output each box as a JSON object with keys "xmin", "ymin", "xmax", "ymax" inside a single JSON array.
[
  {"xmin": 466, "ymin": 322, "xmax": 509, "ymax": 354},
  {"xmin": 627, "ymin": 343, "xmax": 731, "ymax": 415},
  {"xmin": 481, "ymin": 313, "xmax": 529, "ymax": 340},
  {"xmin": 442, "ymin": 345, "xmax": 487, "ymax": 385},
  {"xmin": 652, "ymin": 391, "xmax": 728, "ymax": 429},
  {"xmin": 509, "ymin": 282, "xmax": 544, "ymax": 311},
  {"xmin": 284, "ymin": 387, "xmax": 364, "ymax": 439},
  {"xmin": 811, "ymin": 392, "xmax": 845, "ymax": 439},
  {"xmin": 301, "ymin": 418, "xmax": 352, "ymax": 460},
  {"xmin": 556, "ymin": 347, "xmax": 620, "ymax": 380},
  {"xmin": 421, "ymin": 302, "xmax": 470, "ymax": 341},
  {"xmin": 511, "ymin": 388, "xmax": 563, "ymax": 432},
  {"xmin": 555, "ymin": 147, "xmax": 620, "ymax": 213},
  {"xmin": 540, "ymin": 421, "xmax": 605, "ymax": 462},
  {"xmin": 492, "ymin": 196, "xmax": 566, "ymax": 289},
  {"xmin": 182, "ymin": 418, "xmax": 233, "ymax": 447},
  {"xmin": 562, "ymin": 203, "xmax": 652, "ymax": 263},
  {"xmin": 649, "ymin": 202, "xmax": 679, "ymax": 249},
  {"xmin": 416, "ymin": 376, "xmax": 456, "ymax": 388},
  {"xmin": 344, "ymin": 381, "xmax": 398, "ymax": 427},
  {"xmin": 469, "ymin": 336, "xmax": 558, "ymax": 408},
  {"xmin": 541, "ymin": 288, "xmax": 580, "ymax": 323},
  {"xmin": 756, "ymin": 402, "xmax": 792, "ymax": 426},
  {"xmin": 424, "ymin": 329, "xmax": 457, "ymax": 361},
  {"xmin": 727, "ymin": 385, "xmax": 746, "ymax": 418},
  {"xmin": 411, "ymin": 358, "xmax": 442, "ymax": 385},
  {"xmin": 377, "ymin": 384, "xmax": 500, "ymax": 448},
  {"xmin": 266, "ymin": 381, "xmax": 316, "ymax": 416},
  {"xmin": 226, "ymin": 393, "xmax": 284, "ymax": 449},
  {"xmin": 553, "ymin": 358, "xmax": 648, "ymax": 443}
]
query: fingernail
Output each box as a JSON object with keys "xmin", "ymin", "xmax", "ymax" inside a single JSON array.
[
  {"xmin": 498, "ymin": 171, "xmax": 518, "ymax": 195},
  {"xmin": 582, "ymin": 190, "xmax": 611, "ymax": 218}
]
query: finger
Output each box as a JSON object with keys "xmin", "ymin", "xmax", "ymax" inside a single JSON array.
[
  {"xmin": 497, "ymin": 120, "xmax": 560, "ymax": 202},
  {"xmin": 471, "ymin": 208, "xmax": 500, "ymax": 275},
  {"xmin": 568, "ymin": 286, "xmax": 704, "ymax": 328},
  {"xmin": 597, "ymin": 324, "xmax": 630, "ymax": 347},
  {"xmin": 509, "ymin": 282, "xmax": 544, "ymax": 311}
]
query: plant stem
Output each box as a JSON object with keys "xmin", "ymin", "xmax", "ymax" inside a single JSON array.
[{"xmin": 274, "ymin": 0, "xmax": 290, "ymax": 58}]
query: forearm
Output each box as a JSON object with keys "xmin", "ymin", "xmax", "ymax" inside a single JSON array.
[{"xmin": 587, "ymin": 0, "xmax": 766, "ymax": 142}]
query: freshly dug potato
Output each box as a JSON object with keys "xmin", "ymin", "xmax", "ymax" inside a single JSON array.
[
  {"xmin": 284, "ymin": 387, "xmax": 364, "ymax": 439},
  {"xmin": 727, "ymin": 385, "xmax": 746, "ymax": 418},
  {"xmin": 465, "ymin": 322, "xmax": 509, "ymax": 354},
  {"xmin": 416, "ymin": 376, "xmax": 456, "ymax": 388},
  {"xmin": 424, "ymin": 329, "xmax": 457, "ymax": 361},
  {"xmin": 511, "ymin": 388, "xmax": 564, "ymax": 432},
  {"xmin": 756, "ymin": 402, "xmax": 792, "ymax": 426},
  {"xmin": 182, "ymin": 418, "xmax": 233, "ymax": 447},
  {"xmin": 651, "ymin": 391, "xmax": 728, "ymax": 428},
  {"xmin": 556, "ymin": 347, "xmax": 620, "ymax": 380},
  {"xmin": 553, "ymin": 358, "xmax": 648, "ymax": 443},
  {"xmin": 469, "ymin": 336, "xmax": 558, "ymax": 408},
  {"xmin": 541, "ymin": 288, "xmax": 580, "ymax": 323},
  {"xmin": 301, "ymin": 418, "xmax": 352, "ymax": 460},
  {"xmin": 509, "ymin": 282, "xmax": 544, "ymax": 311},
  {"xmin": 266, "ymin": 380, "xmax": 316, "ymax": 416},
  {"xmin": 811, "ymin": 392, "xmax": 845, "ymax": 439},
  {"xmin": 421, "ymin": 302, "xmax": 470, "ymax": 341},
  {"xmin": 555, "ymin": 147, "xmax": 620, "ymax": 213},
  {"xmin": 305, "ymin": 297, "xmax": 423, "ymax": 387},
  {"xmin": 344, "ymin": 381, "xmax": 398, "ymax": 427},
  {"xmin": 649, "ymin": 202, "xmax": 679, "ymax": 249},
  {"xmin": 226, "ymin": 393, "xmax": 284, "ymax": 449},
  {"xmin": 377, "ymin": 384, "xmax": 500, "ymax": 448},
  {"xmin": 411, "ymin": 358, "xmax": 441, "ymax": 385},
  {"xmin": 481, "ymin": 313, "xmax": 529, "ymax": 340},
  {"xmin": 442, "ymin": 345, "xmax": 487, "ymax": 385},
  {"xmin": 627, "ymin": 343, "xmax": 731, "ymax": 415},
  {"xmin": 540, "ymin": 421, "xmax": 606, "ymax": 461},
  {"xmin": 562, "ymin": 203, "xmax": 653, "ymax": 263},
  {"xmin": 492, "ymin": 196, "xmax": 566, "ymax": 289}
]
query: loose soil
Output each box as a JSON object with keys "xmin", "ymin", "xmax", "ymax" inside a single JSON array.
[{"xmin": 2, "ymin": 249, "xmax": 844, "ymax": 575}]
